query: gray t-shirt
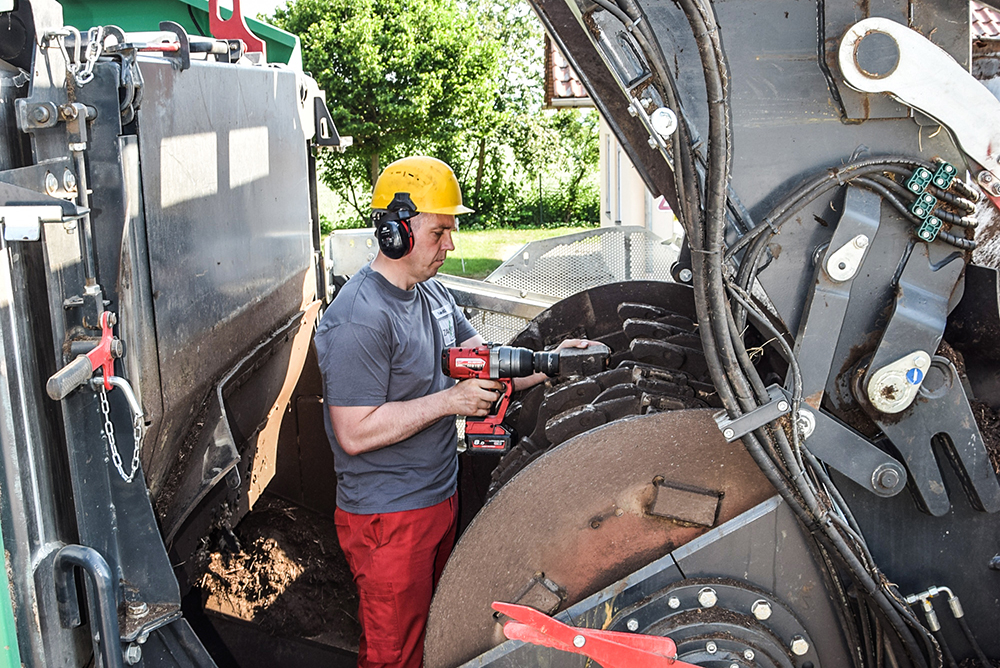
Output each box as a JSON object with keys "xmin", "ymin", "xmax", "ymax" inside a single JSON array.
[{"xmin": 315, "ymin": 264, "xmax": 478, "ymax": 514}]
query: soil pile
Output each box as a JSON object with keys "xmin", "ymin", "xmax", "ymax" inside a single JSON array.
[{"xmin": 198, "ymin": 494, "xmax": 360, "ymax": 651}]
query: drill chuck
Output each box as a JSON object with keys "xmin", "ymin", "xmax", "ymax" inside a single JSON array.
[{"xmin": 495, "ymin": 346, "xmax": 560, "ymax": 378}]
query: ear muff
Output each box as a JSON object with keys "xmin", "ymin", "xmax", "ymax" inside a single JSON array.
[{"xmin": 374, "ymin": 192, "xmax": 418, "ymax": 260}]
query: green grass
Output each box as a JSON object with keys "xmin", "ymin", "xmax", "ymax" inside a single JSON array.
[
  {"xmin": 443, "ymin": 227, "xmax": 588, "ymax": 279},
  {"xmin": 316, "ymin": 177, "xmax": 595, "ymax": 280}
]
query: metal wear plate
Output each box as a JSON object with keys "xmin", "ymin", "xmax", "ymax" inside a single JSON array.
[{"xmin": 425, "ymin": 409, "xmax": 774, "ymax": 668}]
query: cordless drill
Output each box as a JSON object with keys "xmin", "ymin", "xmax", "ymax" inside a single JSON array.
[{"xmin": 441, "ymin": 344, "xmax": 560, "ymax": 453}]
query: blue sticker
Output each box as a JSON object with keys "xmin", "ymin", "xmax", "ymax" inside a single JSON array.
[{"xmin": 906, "ymin": 367, "xmax": 924, "ymax": 385}]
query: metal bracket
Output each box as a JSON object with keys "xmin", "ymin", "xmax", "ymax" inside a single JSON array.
[
  {"xmin": 825, "ymin": 234, "xmax": 870, "ymax": 282},
  {"xmin": 864, "ymin": 245, "xmax": 964, "ymax": 415},
  {"xmin": 839, "ymin": 18, "xmax": 1000, "ymax": 207},
  {"xmin": 874, "ymin": 357, "xmax": 1000, "ymax": 516},
  {"xmin": 0, "ymin": 205, "xmax": 64, "ymax": 241},
  {"xmin": 715, "ymin": 385, "xmax": 790, "ymax": 442}
]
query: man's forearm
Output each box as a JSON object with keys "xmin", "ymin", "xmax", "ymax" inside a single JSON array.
[{"xmin": 330, "ymin": 391, "xmax": 455, "ymax": 456}]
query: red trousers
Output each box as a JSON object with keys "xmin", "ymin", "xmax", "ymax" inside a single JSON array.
[{"xmin": 335, "ymin": 494, "xmax": 458, "ymax": 668}]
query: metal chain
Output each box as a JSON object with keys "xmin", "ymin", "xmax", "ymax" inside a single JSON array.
[
  {"xmin": 45, "ymin": 26, "xmax": 104, "ymax": 88},
  {"xmin": 77, "ymin": 26, "xmax": 105, "ymax": 86},
  {"xmin": 99, "ymin": 385, "xmax": 142, "ymax": 483}
]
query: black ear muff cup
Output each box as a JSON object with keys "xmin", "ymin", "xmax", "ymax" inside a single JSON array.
[
  {"xmin": 375, "ymin": 217, "xmax": 414, "ymax": 260},
  {"xmin": 373, "ymin": 192, "xmax": 418, "ymax": 259}
]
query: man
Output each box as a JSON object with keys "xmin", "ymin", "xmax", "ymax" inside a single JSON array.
[{"xmin": 315, "ymin": 156, "xmax": 588, "ymax": 668}]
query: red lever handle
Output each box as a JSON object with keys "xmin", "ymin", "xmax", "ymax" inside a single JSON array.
[{"xmin": 492, "ymin": 602, "xmax": 700, "ymax": 668}]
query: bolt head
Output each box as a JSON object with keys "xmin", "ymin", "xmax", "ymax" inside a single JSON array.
[
  {"xmin": 627, "ymin": 103, "xmax": 638, "ymax": 117},
  {"xmin": 722, "ymin": 428, "xmax": 735, "ymax": 440},
  {"xmin": 705, "ymin": 640, "xmax": 718, "ymax": 654},
  {"xmin": 678, "ymin": 268, "xmax": 693, "ymax": 283},
  {"xmin": 697, "ymin": 587, "xmax": 718, "ymax": 608},
  {"xmin": 32, "ymin": 106, "xmax": 51, "ymax": 123},
  {"xmin": 874, "ymin": 466, "xmax": 900, "ymax": 490},
  {"xmin": 667, "ymin": 595, "xmax": 681, "ymax": 609},
  {"xmin": 124, "ymin": 644, "xmax": 142, "ymax": 666},
  {"xmin": 626, "ymin": 618, "xmax": 639, "ymax": 631},
  {"xmin": 790, "ymin": 635, "xmax": 810, "ymax": 656},
  {"xmin": 573, "ymin": 634, "xmax": 586, "ymax": 648},
  {"xmin": 744, "ymin": 648, "xmax": 755, "ymax": 661},
  {"xmin": 647, "ymin": 136, "xmax": 658, "ymax": 149},
  {"xmin": 63, "ymin": 169, "xmax": 77, "ymax": 191},
  {"xmin": 982, "ymin": 172, "xmax": 994, "ymax": 183},
  {"xmin": 44, "ymin": 172, "xmax": 59, "ymax": 196},
  {"xmin": 751, "ymin": 599, "xmax": 772, "ymax": 620},
  {"xmin": 777, "ymin": 400, "xmax": 789, "ymax": 412}
]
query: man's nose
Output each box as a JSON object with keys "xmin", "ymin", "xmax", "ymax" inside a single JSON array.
[{"xmin": 442, "ymin": 231, "xmax": 455, "ymax": 251}]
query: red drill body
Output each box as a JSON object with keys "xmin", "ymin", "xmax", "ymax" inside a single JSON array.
[{"xmin": 441, "ymin": 345, "xmax": 559, "ymax": 453}]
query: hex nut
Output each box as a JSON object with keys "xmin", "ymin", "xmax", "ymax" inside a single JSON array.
[
  {"xmin": 697, "ymin": 587, "xmax": 718, "ymax": 608},
  {"xmin": 790, "ymin": 635, "xmax": 810, "ymax": 656},
  {"xmin": 751, "ymin": 599, "xmax": 772, "ymax": 620},
  {"xmin": 744, "ymin": 648, "xmax": 755, "ymax": 661},
  {"xmin": 124, "ymin": 644, "xmax": 142, "ymax": 666},
  {"xmin": 705, "ymin": 641, "xmax": 718, "ymax": 654},
  {"xmin": 667, "ymin": 595, "xmax": 681, "ymax": 609},
  {"xmin": 626, "ymin": 618, "xmax": 639, "ymax": 631}
]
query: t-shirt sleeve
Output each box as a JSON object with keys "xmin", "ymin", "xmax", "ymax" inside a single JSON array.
[{"xmin": 319, "ymin": 322, "xmax": 391, "ymax": 406}]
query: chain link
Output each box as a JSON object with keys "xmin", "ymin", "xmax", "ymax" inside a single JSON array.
[
  {"xmin": 77, "ymin": 27, "xmax": 105, "ymax": 86},
  {"xmin": 99, "ymin": 385, "xmax": 142, "ymax": 483},
  {"xmin": 46, "ymin": 26, "xmax": 104, "ymax": 88}
]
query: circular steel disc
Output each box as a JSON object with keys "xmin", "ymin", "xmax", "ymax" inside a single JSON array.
[{"xmin": 425, "ymin": 409, "xmax": 775, "ymax": 668}]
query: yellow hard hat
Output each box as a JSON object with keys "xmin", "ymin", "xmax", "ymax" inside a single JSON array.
[{"xmin": 371, "ymin": 156, "xmax": 474, "ymax": 215}]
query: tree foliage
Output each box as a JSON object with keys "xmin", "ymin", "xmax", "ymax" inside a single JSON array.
[{"xmin": 271, "ymin": 0, "xmax": 600, "ymax": 229}]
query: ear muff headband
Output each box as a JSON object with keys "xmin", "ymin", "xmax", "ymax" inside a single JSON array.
[{"xmin": 374, "ymin": 192, "xmax": 418, "ymax": 260}]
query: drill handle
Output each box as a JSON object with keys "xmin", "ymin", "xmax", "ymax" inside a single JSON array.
[{"xmin": 484, "ymin": 380, "xmax": 513, "ymax": 424}]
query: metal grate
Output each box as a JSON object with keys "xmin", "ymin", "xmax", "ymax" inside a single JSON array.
[
  {"xmin": 485, "ymin": 226, "xmax": 679, "ymax": 299},
  {"xmin": 465, "ymin": 310, "xmax": 534, "ymax": 346},
  {"xmin": 463, "ymin": 226, "xmax": 680, "ymax": 343}
]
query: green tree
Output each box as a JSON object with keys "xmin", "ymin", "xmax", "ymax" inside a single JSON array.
[
  {"xmin": 272, "ymin": 0, "xmax": 600, "ymax": 229},
  {"xmin": 271, "ymin": 0, "xmax": 501, "ymax": 222}
]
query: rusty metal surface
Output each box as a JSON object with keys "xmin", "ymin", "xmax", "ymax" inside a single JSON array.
[{"xmin": 425, "ymin": 409, "xmax": 774, "ymax": 668}]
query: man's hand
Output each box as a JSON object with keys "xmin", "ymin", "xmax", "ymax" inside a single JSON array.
[
  {"xmin": 447, "ymin": 378, "xmax": 505, "ymax": 417},
  {"xmin": 553, "ymin": 338, "xmax": 593, "ymax": 352}
]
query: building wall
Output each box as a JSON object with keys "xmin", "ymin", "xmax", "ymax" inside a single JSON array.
[{"xmin": 597, "ymin": 116, "xmax": 683, "ymax": 244}]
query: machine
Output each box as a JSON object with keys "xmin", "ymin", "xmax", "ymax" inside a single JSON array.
[
  {"xmin": 1, "ymin": 0, "xmax": 999, "ymax": 667},
  {"xmin": 423, "ymin": 1, "xmax": 1000, "ymax": 667}
]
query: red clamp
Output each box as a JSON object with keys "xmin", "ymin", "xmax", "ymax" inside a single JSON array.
[
  {"xmin": 85, "ymin": 312, "xmax": 118, "ymax": 391},
  {"xmin": 492, "ymin": 602, "xmax": 700, "ymax": 668},
  {"xmin": 208, "ymin": 0, "xmax": 266, "ymax": 58}
]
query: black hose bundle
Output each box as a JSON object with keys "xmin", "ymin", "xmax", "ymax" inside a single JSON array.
[{"xmin": 600, "ymin": 0, "xmax": 983, "ymax": 666}]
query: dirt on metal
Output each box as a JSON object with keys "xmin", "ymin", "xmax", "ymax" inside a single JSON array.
[{"xmin": 972, "ymin": 400, "xmax": 1000, "ymax": 474}]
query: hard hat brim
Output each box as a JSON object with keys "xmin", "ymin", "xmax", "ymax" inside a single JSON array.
[{"xmin": 434, "ymin": 204, "xmax": 475, "ymax": 215}]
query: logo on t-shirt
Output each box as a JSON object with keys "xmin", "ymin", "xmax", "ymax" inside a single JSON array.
[{"xmin": 432, "ymin": 306, "xmax": 457, "ymax": 346}]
